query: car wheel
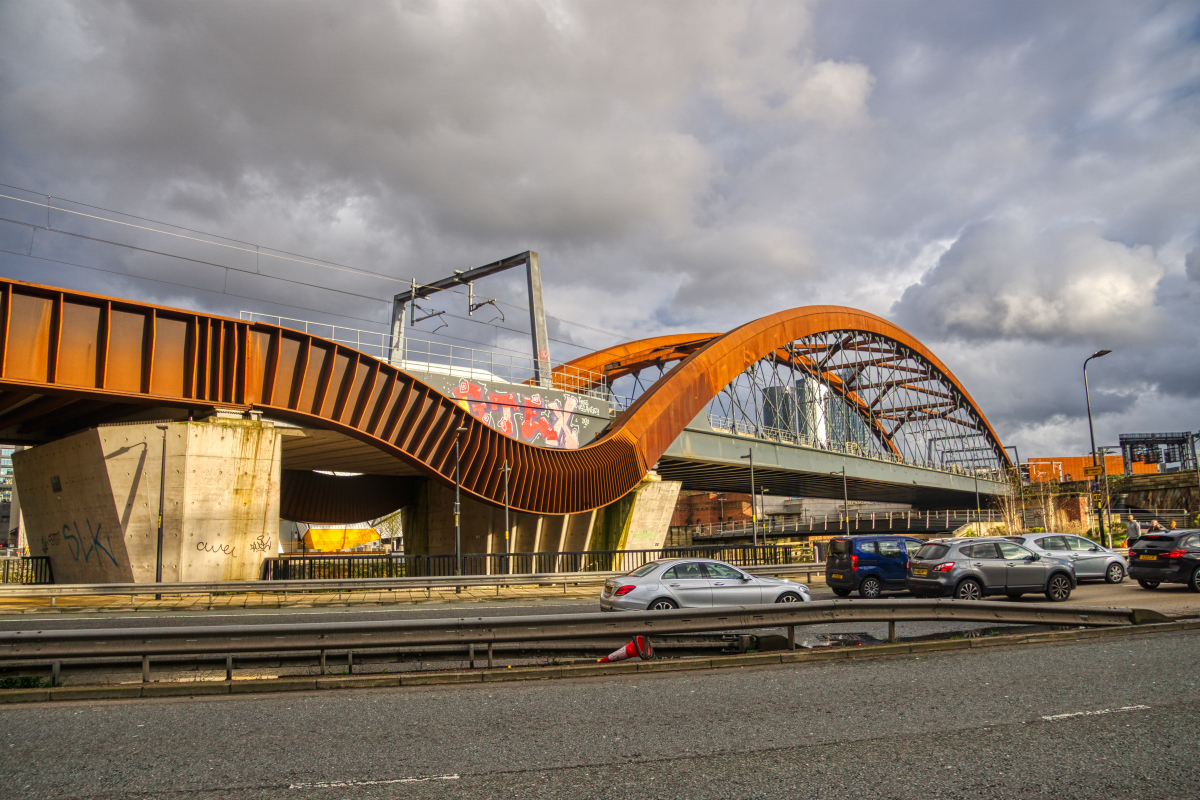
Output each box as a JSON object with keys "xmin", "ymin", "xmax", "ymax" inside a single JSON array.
[
  {"xmin": 954, "ymin": 579, "xmax": 982, "ymax": 601},
  {"xmin": 1137, "ymin": 579, "xmax": 1160, "ymax": 590},
  {"xmin": 647, "ymin": 598, "xmax": 678, "ymax": 610},
  {"xmin": 1105, "ymin": 562, "xmax": 1125, "ymax": 584},
  {"xmin": 1189, "ymin": 568, "xmax": 1200, "ymax": 594},
  {"xmin": 832, "ymin": 588, "xmax": 852, "ymax": 597},
  {"xmin": 1044, "ymin": 573, "xmax": 1072, "ymax": 602},
  {"xmin": 776, "ymin": 592, "xmax": 802, "ymax": 603},
  {"xmin": 858, "ymin": 576, "xmax": 883, "ymax": 599}
]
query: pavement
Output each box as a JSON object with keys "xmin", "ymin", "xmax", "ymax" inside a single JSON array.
[{"xmin": 1, "ymin": 625, "xmax": 1196, "ymax": 799}]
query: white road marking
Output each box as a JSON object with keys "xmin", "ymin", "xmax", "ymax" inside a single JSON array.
[
  {"xmin": 1041, "ymin": 704, "xmax": 1150, "ymax": 722},
  {"xmin": 289, "ymin": 774, "xmax": 459, "ymax": 789}
]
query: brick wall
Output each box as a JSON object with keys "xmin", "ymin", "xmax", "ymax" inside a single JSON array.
[
  {"xmin": 1029, "ymin": 455, "xmax": 1157, "ymax": 483},
  {"xmin": 670, "ymin": 491, "xmax": 752, "ymax": 527}
]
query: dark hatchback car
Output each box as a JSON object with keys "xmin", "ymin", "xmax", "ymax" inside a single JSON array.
[
  {"xmin": 905, "ymin": 537, "xmax": 1076, "ymax": 601},
  {"xmin": 1127, "ymin": 530, "xmax": 1200, "ymax": 591},
  {"xmin": 826, "ymin": 535, "xmax": 925, "ymax": 598}
]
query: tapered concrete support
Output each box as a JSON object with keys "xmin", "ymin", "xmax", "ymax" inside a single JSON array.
[
  {"xmin": 617, "ymin": 475, "xmax": 683, "ymax": 550},
  {"xmin": 13, "ymin": 417, "xmax": 281, "ymax": 583}
]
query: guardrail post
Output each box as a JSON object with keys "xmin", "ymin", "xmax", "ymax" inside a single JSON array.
[
  {"xmin": 226, "ymin": 656, "xmax": 233, "ymax": 681},
  {"xmin": 468, "ymin": 643, "xmax": 476, "ymax": 669},
  {"xmin": 50, "ymin": 595, "xmax": 56, "ymax": 607},
  {"xmin": 141, "ymin": 655, "xmax": 150, "ymax": 683},
  {"xmin": 787, "ymin": 625, "xmax": 795, "ymax": 650},
  {"xmin": 207, "ymin": 593, "xmax": 213, "ymax": 610},
  {"xmin": 487, "ymin": 642, "xmax": 494, "ymax": 668},
  {"xmin": 320, "ymin": 649, "xmax": 326, "ymax": 675},
  {"xmin": 347, "ymin": 651, "xmax": 353, "ymax": 675},
  {"xmin": 52, "ymin": 660, "xmax": 61, "ymax": 687},
  {"xmin": 888, "ymin": 621, "xmax": 897, "ymax": 643}
]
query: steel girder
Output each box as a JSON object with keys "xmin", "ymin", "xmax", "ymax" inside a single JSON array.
[{"xmin": 0, "ymin": 278, "xmax": 1009, "ymax": 514}]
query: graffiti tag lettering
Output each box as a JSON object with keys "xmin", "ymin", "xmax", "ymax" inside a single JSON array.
[
  {"xmin": 450, "ymin": 379, "xmax": 586, "ymax": 449},
  {"xmin": 62, "ymin": 519, "xmax": 119, "ymax": 567},
  {"xmin": 248, "ymin": 533, "xmax": 272, "ymax": 553},
  {"xmin": 196, "ymin": 541, "xmax": 235, "ymax": 556}
]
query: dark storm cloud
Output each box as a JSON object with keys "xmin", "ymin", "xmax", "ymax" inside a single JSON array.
[{"xmin": 0, "ymin": 0, "xmax": 1198, "ymax": 456}]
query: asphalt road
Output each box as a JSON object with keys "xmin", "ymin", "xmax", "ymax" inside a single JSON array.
[
  {"xmin": 2, "ymin": 628, "xmax": 1196, "ymax": 799},
  {"xmin": 1, "ymin": 579, "xmax": 1194, "ymax": 633}
]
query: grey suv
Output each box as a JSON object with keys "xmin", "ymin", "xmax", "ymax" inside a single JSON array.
[
  {"xmin": 905, "ymin": 537, "xmax": 1076, "ymax": 601},
  {"xmin": 1005, "ymin": 533, "xmax": 1126, "ymax": 583}
]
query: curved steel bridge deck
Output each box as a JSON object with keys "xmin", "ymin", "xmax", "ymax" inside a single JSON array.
[{"xmin": 0, "ymin": 278, "xmax": 1010, "ymax": 514}]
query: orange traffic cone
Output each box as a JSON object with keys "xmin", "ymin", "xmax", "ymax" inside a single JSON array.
[{"xmin": 598, "ymin": 635, "xmax": 654, "ymax": 663}]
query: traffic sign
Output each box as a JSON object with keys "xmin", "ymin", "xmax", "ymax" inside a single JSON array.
[{"xmin": 1083, "ymin": 465, "xmax": 1104, "ymax": 477}]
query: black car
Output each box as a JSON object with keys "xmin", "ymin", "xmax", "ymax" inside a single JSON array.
[{"xmin": 1127, "ymin": 529, "xmax": 1200, "ymax": 591}]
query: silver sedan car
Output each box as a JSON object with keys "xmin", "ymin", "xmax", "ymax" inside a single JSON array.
[
  {"xmin": 600, "ymin": 559, "xmax": 812, "ymax": 611},
  {"xmin": 1005, "ymin": 533, "xmax": 1127, "ymax": 583}
]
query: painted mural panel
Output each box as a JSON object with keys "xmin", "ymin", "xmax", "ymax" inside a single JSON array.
[{"xmin": 406, "ymin": 369, "xmax": 611, "ymax": 449}]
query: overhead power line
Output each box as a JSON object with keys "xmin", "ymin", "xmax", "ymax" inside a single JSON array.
[
  {"xmin": 0, "ymin": 240, "xmax": 600, "ymax": 354},
  {"xmin": 0, "ymin": 182, "xmax": 630, "ymax": 342}
]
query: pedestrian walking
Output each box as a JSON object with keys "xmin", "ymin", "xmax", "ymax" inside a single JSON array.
[{"xmin": 1126, "ymin": 514, "xmax": 1142, "ymax": 546}]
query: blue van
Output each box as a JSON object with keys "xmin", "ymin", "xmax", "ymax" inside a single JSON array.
[{"xmin": 825, "ymin": 535, "xmax": 925, "ymax": 598}]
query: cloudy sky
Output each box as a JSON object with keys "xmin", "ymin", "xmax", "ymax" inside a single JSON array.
[{"xmin": 1, "ymin": 0, "xmax": 1197, "ymax": 460}]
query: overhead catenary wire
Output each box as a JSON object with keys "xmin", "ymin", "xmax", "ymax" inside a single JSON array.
[
  {"xmin": 0, "ymin": 237, "xmax": 603, "ymax": 356},
  {"xmin": 0, "ymin": 183, "xmax": 630, "ymax": 341}
]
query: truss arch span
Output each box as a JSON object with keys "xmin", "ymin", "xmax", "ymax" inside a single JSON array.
[{"xmin": 0, "ymin": 279, "xmax": 1008, "ymax": 515}]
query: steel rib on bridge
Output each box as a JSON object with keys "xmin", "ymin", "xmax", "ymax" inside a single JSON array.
[{"xmin": 0, "ymin": 278, "xmax": 1009, "ymax": 515}]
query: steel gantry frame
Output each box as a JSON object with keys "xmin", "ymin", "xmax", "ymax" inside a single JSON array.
[{"xmin": 0, "ymin": 279, "xmax": 1010, "ymax": 514}]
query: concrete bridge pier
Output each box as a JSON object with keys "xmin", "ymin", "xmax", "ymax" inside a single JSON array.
[
  {"xmin": 403, "ymin": 474, "xmax": 683, "ymax": 565},
  {"xmin": 13, "ymin": 414, "xmax": 281, "ymax": 583}
]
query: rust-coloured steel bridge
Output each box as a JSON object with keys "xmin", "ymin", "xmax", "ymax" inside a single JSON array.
[{"xmin": 0, "ymin": 278, "xmax": 1011, "ymax": 515}]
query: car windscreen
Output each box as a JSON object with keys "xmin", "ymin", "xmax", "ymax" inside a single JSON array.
[
  {"xmin": 830, "ymin": 539, "xmax": 852, "ymax": 555},
  {"xmin": 915, "ymin": 543, "xmax": 949, "ymax": 560},
  {"xmin": 626, "ymin": 562, "xmax": 664, "ymax": 577}
]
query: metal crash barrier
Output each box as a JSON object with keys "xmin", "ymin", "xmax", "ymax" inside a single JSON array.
[{"xmin": 0, "ymin": 599, "xmax": 1161, "ymax": 686}]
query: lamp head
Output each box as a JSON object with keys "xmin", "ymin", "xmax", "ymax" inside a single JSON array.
[{"xmin": 1092, "ymin": 349, "xmax": 1112, "ymax": 358}]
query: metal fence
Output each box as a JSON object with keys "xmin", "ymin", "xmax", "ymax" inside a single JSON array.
[
  {"xmin": 681, "ymin": 509, "xmax": 1006, "ymax": 540},
  {"xmin": 261, "ymin": 545, "xmax": 809, "ymax": 581},
  {"xmin": 0, "ymin": 557, "xmax": 53, "ymax": 585}
]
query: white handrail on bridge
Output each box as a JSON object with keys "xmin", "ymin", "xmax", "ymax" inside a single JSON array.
[{"xmin": 239, "ymin": 311, "xmax": 613, "ymax": 401}]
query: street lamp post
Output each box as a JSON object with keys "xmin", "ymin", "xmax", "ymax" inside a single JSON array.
[
  {"xmin": 830, "ymin": 467, "xmax": 848, "ymax": 535},
  {"xmin": 454, "ymin": 426, "xmax": 468, "ymax": 591},
  {"xmin": 154, "ymin": 424, "xmax": 169, "ymax": 600},
  {"xmin": 1003, "ymin": 445, "xmax": 1025, "ymax": 531},
  {"xmin": 499, "ymin": 459, "xmax": 511, "ymax": 575},
  {"xmin": 739, "ymin": 450, "xmax": 756, "ymax": 547},
  {"xmin": 760, "ymin": 486, "xmax": 770, "ymax": 542},
  {"xmin": 973, "ymin": 469, "xmax": 981, "ymax": 536},
  {"xmin": 1084, "ymin": 349, "xmax": 1112, "ymax": 545}
]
